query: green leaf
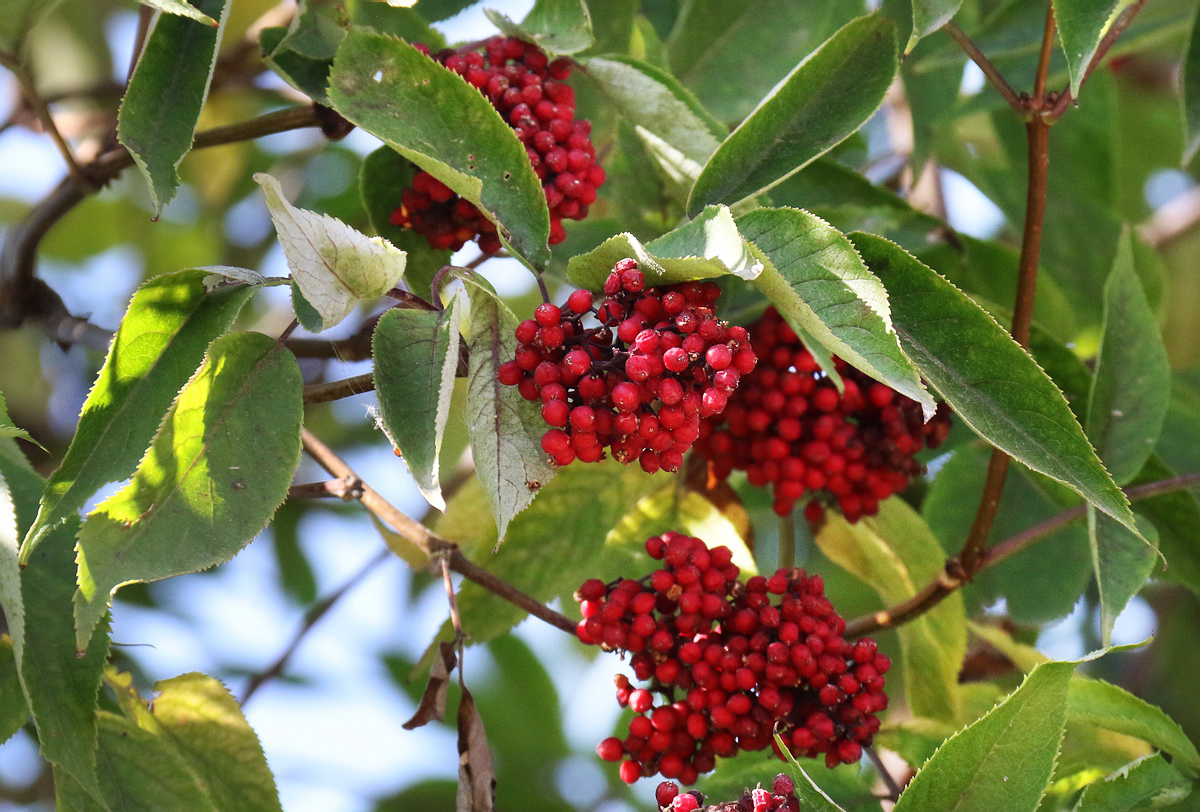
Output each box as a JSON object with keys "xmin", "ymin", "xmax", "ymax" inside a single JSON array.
[
  {"xmin": 1089, "ymin": 510, "xmax": 1158, "ymax": 648},
  {"xmin": 566, "ymin": 205, "xmax": 761, "ymax": 289},
  {"xmin": 1184, "ymin": 4, "xmax": 1200, "ymax": 163},
  {"xmin": 328, "ymin": 29, "xmax": 551, "ymax": 268},
  {"xmin": 737, "ymin": 207, "xmax": 934, "ymax": 418},
  {"xmin": 1086, "ymin": 229, "xmax": 1171, "ymax": 486},
  {"xmin": 22, "ymin": 271, "xmax": 255, "ymax": 561},
  {"xmin": 0, "ymin": 391, "xmax": 40, "ymax": 450},
  {"xmin": 462, "ymin": 278, "xmax": 556, "ymax": 542},
  {"xmin": 260, "ymin": 27, "xmax": 331, "ymax": 104},
  {"xmin": 0, "ymin": 0, "xmax": 63, "ymax": 50},
  {"xmin": 687, "ymin": 13, "xmax": 898, "ymax": 216},
  {"xmin": 815, "ymin": 499, "xmax": 965, "ymax": 721},
  {"xmin": 139, "ymin": 0, "xmax": 218, "ymax": 27},
  {"xmin": 74, "ymin": 332, "xmax": 303, "ymax": 650},
  {"xmin": 893, "ymin": 659, "xmax": 1080, "ymax": 812},
  {"xmin": 582, "ymin": 54, "xmax": 725, "ymax": 169},
  {"xmin": 1068, "ymin": 678, "xmax": 1200, "ymax": 778},
  {"xmin": 117, "ymin": 0, "xmax": 230, "ymax": 215},
  {"xmin": 1053, "ymin": 0, "xmax": 1136, "ymax": 96},
  {"xmin": 774, "ymin": 735, "xmax": 848, "ymax": 811},
  {"xmin": 0, "ymin": 636, "xmax": 26, "ymax": 745},
  {"xmin": 912, "ymin": 0, "xmax": 964, "ymax": 43},
  {"xmin": 851, "ymin": 233, "xmax": 1141, "ymax": 541},
  {"xmin": 485, "ymin": 0, "xmax": 594, "ymax": 56},
  {"xmin": 255, "ymin": 172, "xmax": 407, "ymax": 332},
  {"xmin": 371, "ymin": 294, "xmax": 463, "ymax": 511},
  {"xmin": 1131, "ymin": 456, "xmax": 1200, "ymax": 595},
  {"xmin": 1076, "ymin": 754, "xmax": 1192, "ymax": 811}
]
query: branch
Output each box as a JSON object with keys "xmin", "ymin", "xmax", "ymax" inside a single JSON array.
[
  {"xmin": 844, "ymin": 471, "xmax": 1200, "ymax": 637},
  {"xmin": 302, "ymin": 372, "xmax": 375, "ymax": 404},
  {"xmin": 944, "ymin": 23, "xmax": 1024, "ymax": 114}
]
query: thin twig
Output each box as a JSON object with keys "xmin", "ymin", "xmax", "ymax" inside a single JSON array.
[
  {"xmin": 0, "ymin": 52, "xmax": 91, "ymax": 188},
  {"xmin": 1031, "ymin": 4, "xmax": 1056, "ymax": 104},
  {"xmin": 866, "ymin": 745, "xmax": 902, "ymax": 801},
  {"xmin": 302, "ymin": 372, "xmax": 376, "ymax": 404},
  {"xmin": 287, "ymin": 476, "xmax": 364, "ymax": 501},
  {"xmin": 943, "ymin": 23, "xmax": 1024, "ymax": 114}
]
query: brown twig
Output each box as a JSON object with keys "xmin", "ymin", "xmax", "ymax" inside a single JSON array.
[
  {"xmin": 302, "ymin": 372, "xmax": 376, "ymax": 404},
  {"xmin": 0, "ymin": 51, "xmax": 92, "ymax": 188},
  {"xmin": 943, "ymin": 23, "xmax": 1024, "ymax": 114},
  {"xmin": 287, "ymin": 476, "xmax": 364, "ymax": 501}
]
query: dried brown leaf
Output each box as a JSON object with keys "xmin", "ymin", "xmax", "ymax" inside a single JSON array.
[
  {"xmin": 456, "ymin": 687, "xmax": 496, "ymax": 812},
  {"xmin": 402, "ymin": 642, "xmax": 457, "ymax": 730}
]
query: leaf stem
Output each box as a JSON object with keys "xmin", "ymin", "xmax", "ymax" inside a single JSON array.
[{"xmin": 943, "ymin": 23, "xmax": 1024, "ymax": 114}]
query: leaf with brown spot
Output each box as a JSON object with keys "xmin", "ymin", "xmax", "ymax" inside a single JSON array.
[
  {"xmin": 402, "ymin": 642, "xmax": 456, "ymax": 730},
  {"xmin": 456, "ymin": 687, "xmax": 495, "ymax": 812}
]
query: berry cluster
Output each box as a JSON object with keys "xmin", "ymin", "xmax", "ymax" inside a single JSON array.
[
  {"xmin": 578, "ymin": 533, "xmax": 889, "ymax": 784},
  {"xmin": 655, "ymin": 774, "xmax": 802, "ymax": 812},
  {"xmin": 497, "ymin": 260, "xmax": 756, "ymax": 472},
  {"xmin": 696, "ymin": 307, "xmax": 951, "ymax": 522},
  {"xmin": 392, "ymin": 36, "xmax": 604, "ymax": 254}
]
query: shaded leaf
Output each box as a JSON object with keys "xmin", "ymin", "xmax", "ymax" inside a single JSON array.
[
  {"xmin": 485, "ymin": 0, "xmax": 593, "ymax": 56},
  {"xmin": 851, "ymin": 233, "xmax": 1141, "ymax": 540},
  {"xmin": 1068, "ymin": 678, "xmax": 1200, "ymax": 778},
  {"xmin": 1076, "ymin": 753, "xmax": 1192, "ymax": 811},
  {"xmin": 815, "ymin": 499, "xmax": 965, "ymax": 721},
  {"xmin": 139, "ymin": 0, "xmax": 217, "ymax": 26},
  {"xmin": 0, "ymin": 636, "xmax": 26, "ymax": 745},
  {"xmin": 462, "ymin": 278, "xmax": 556, "ymax": 542},
  {"xmin": 1185, "ymin": 3, "xmax": 1200, "ymax": 163},
  {"xmin": 687, "ymin": 13, "xmax": 898, "ymax": 216},
  {"xmin": 260, "ymin": 26, "xmax": 334, "ymax": 104},
  {"xmin": 737, "ymin": 207, "xmax": 933, "ymax": 417},
  {"xmin": 1131, "ymin": 455, "xmax": 1200, "ymax": 595},
  {"xmin": 328, "ymin": 30, "xmax": 550, "ymax": 268},
  {"xmin": 256, "ymin": 172, "xmax": 407, "ymax": 332},
  {"xmin": 118, "ymin": 0, "xmax": 230, "ymax": 215},
  {"xmin": 403, "ymin": 642, "xmax": 457, "ymax": 730},
  {"xmin": 1053, "ymin": 0, "xmax": 1136, "ymax": 96},
  {"xmin": 912, "ymin": 0, "xmax": 964, "ymax": 43},
  {"xmin": 74, "ymin": 332, "xmax": 303, "ymax": 649},
  {"xmin": 23, "ymin": 270, "xmax": 255, "ymax": 560},
  {"xmin": 774, "ymin": 735, "xmax": 847, "ymax": 811},
  {"xmin": 0, "ymin": 391, "xmax": 42, "ymax": 450},
  {"xmin": 456, "ymin": 687, "xmax": 496, "ymax": 812},
  {"xmin": 1089, "ymin": 509, "xmax": 1158, "ymax": 647},
  {"xmin": 372, "ymin": 294, "xmax": 463, "ymax": 510},
  {"xmin": 0, "ymin": 0, "xmax": 63, "ymax": 50}
]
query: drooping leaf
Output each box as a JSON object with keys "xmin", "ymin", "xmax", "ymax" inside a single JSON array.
[
  {"xmin": 139, "ymin": 0, "xmax": 217, "ymax": 26},
  {"xmin": 687, "ymin": 13, "xmax": 898, "ymax": 216},
  {"xmin": 851, "ymin": 233, "xmax": 1141, "ymax": 541},
  {"xmin": 1076, "ymin": 754, "xmax": 1192, "ymax": 811},
  {"xmin": 328, "ymin": 29, "xmax": 551, "ymax": 268},
  {"xmin": 1068, "ymin": 678, "xmax": 1200, "ymax": 778},
  {"xmin": 912, "ymin": 0, "xmax": 964, "ymax": 44},
  {"xmin": 74, "ymin": 332, "xmax": 303, "ymax": 649},
  {"xmin": 372, "ymin": 294, "xmax": 463, "ymax": 511},
  {"xmin": 485, "ymin": 0, "xmax": 593, "ymax": 56},
  {"xmin": 1053, "ymin": 0, "xmax": 1136, "ymax": 96},
  {"xmin": 403, "ymin": 643, "xmax": 457, "ymax": 730},
  {"xmin": 462, "ymin": 278, "xmax": 555, "ymax": 542},
  {"xmin": 0, "ymin": 391, "xmax": 42, "ymax": 450},
  {"xmin": 456, "ymin": 687, "xmax": 496, "ymax": 812},
  {"xmin": 1086, "ymin": 228, "xmax": 1171, "ymax": 486},
  {"xmin": 22, "ymin": 271, "xmax": 255, "ymax": 560},
  {"xmin": 774, "ymin": 735, "xmax": 847, "ymax": 811},
  {"xmin": 117, "ymin": 0, "xmax": 230, "ymax": 215},
  {"xmin": 737, "ymin": 207, "xmax": 934, "ymax": 418},
  {"xmin": 566, "ymin": 205, "xmax": 761, "ymax": 289},
  {"xmin": 892, "ymin": 659, "xmax": 1079, "ymax": 812},
  {"xmin": 255, "ymin": 172, "xmax": 407, "ymax": 332},
  {"xmin": 815, "ymin": 499, "xmax": 965, "ymax": 721},
  {"xmin": 1089, "ymin": 509, "xmax": 1158, "ymax": 647}
]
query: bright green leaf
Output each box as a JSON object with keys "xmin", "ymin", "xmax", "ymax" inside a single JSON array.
[
  {"xmin": 1068, "ymin": 678, "xmax": 1200, "ymax": 778},
  {"xmin": 139, "ymin": 0, "xmax": 217, "ymax": 26},
  {"xmin": 117, "ymin": 0, "xmax": 230, "ymax": 215},
  {"xmin": 1076, "ymin": 753, "xmax": 1192, "ymax": 810},
  {"xmin": 774, "ymin": 735, "xmax": 847, "ymax": 811},
  {"xmin": 74, "ymin": 332, "xmax": 303, "ymax": 650},
  {"xmin": 851, "ymin": 233, "xmax": 1141, "ymax": 541},
  {"xmin": 1089, "ymin": 509, "xmax": 1158, "ymax": 647},
  {"xmin": 815, "ymin": 499, "xmax": 965, "ymax": 721},
  {"xmin": 463, "ymin": 278, "xmax": 556, "ymax": 542},
  {"xmin": 687, "ymin": 13, "xmax": 898, "ymax": 216},
  {"xmin": 328, "ymin": 29, "xmax": 551, "ymax": 268},
  {"xmin": 912, "ymin": 0, "xmax": 964, "ymax": 43},
  {"xmin": 255, "ymin": 172, "xmax": 406, "ymax": 332},
  {"xmin": 1053, "ymin": 0, "xmax": 1136, "ymax": 96},
  {"xmin": 22, "ymin": 271, "xmax": 255, "ymax": 561},
  {"xmin": 566, "ymin": 205, "xmax": 761, "ymax": 289},
  {"xmin": 738, "ymin": 207, "xmax": 934, "ymax": 418},
  {"xmin": 372, "ymin": 294, "xmax": 463, "ymax": 511},
  {"xmin": 1086, "ymin": 229, "xmax": 1171, "ymax": 486},
  {"xmin": 486, "ymin": 0, "xmax": 594, "ymax": 56}
]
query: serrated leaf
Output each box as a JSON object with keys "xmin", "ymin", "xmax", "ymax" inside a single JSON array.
[
  {"xmin": 1089, "ymin": 509, "xmax": 1158, "ymax": 648},
  {"xmin": 1086, "ymin": 229, "xmax": 1171, "ymax": 487},
  {"xmin": 74, "ymin": 332, "xmax": 303, "ymax": 650},
  {"xmin": 583, "ymin": 55, "xmax": 725, "ymax": 168},
  {"xmin": 0, "ymin": 391, "xmax": 41, "ymax": 450},
  {"xmin": 260, "ymin": 27, "xmax": 333, "ymax": 103},
  {"xmin": 893, "ymin": 659, "xmax": 1078, "ymax": 812},
  {"xmin": 462, "ymin": 279, "xmax": 555, "ymax": 542},
  {"xmin": 372, "ymin": 294, "xmax": 462, "ymax": 510},
  {"xmin": 117, "ymin": 0, "xmax": 230, "ymax": 215},
  {"xmin": 687, "ymin": 13, "xmax": 898, "ymax": 216},
  {"xmin": 22, "ymin": 271, "xmax": 255, "ymax": 560},
  {"xmin": 774, "ymin": 735, "xmax": 847, "ymax": 811},
  {"xmin": 139, "ymin": 0, "xmax": 217, "ymax": 26},
  {"xmin": 566, "ymin": 205, "xmax": 761, "ymax": 289},
  {"xmin": 255, "ymin": 172, "xmax": 406, "ymax": 332},
  {"xmin": 1068, "ymin": 678, "xmax": 1200, "ymax": 778},
  {"xmin": 1076, "ymin": 754, "xmax": 1192, "ymax": 811},
  {"xmin": 0, "ymin": 637, "xmax": 26, "ymax": 745},
  {"xmin": 737, "ymin": 207, "xmax": 934, "ymax": 418},
  {"xmin": 485, "ymin": 0, "xmax": 593, "ymax": 56},
  {"xmin": 815, "ymin": 499, "xmax": 964, "ymax": 721},
  {"xmin": 328, "ymin": 30, "xmax": 550, "ymax": 268},
  {"xmin": 850, "ymin": 233, "xmax": 1141, "ymax": 541},
  {"xmin": 912, "ymin": 0, "xmax": 964, "ymax": 43},
  {"xmin": 1053, "ymin": 0, "xmax": 1135, "ymax": 96}
]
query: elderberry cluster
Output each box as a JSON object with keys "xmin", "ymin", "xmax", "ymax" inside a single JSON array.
[
  {"xmin": 656, "ymin": 774, "xmax": 802, "ymax": 812},
  {"xmin": 578, "ymin": 533, "xmax": 889, "ymax": 785},
  {"xmin": 393, "ymin": 36, "xmax": 604, "ymax": 254},
  {"xmin": 497, "ymin": 259, "xmax": 757, "ymax": 472},
  {"xmin": 696, "ymin": 307, "xmax": 951, "ymax": 522}
]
